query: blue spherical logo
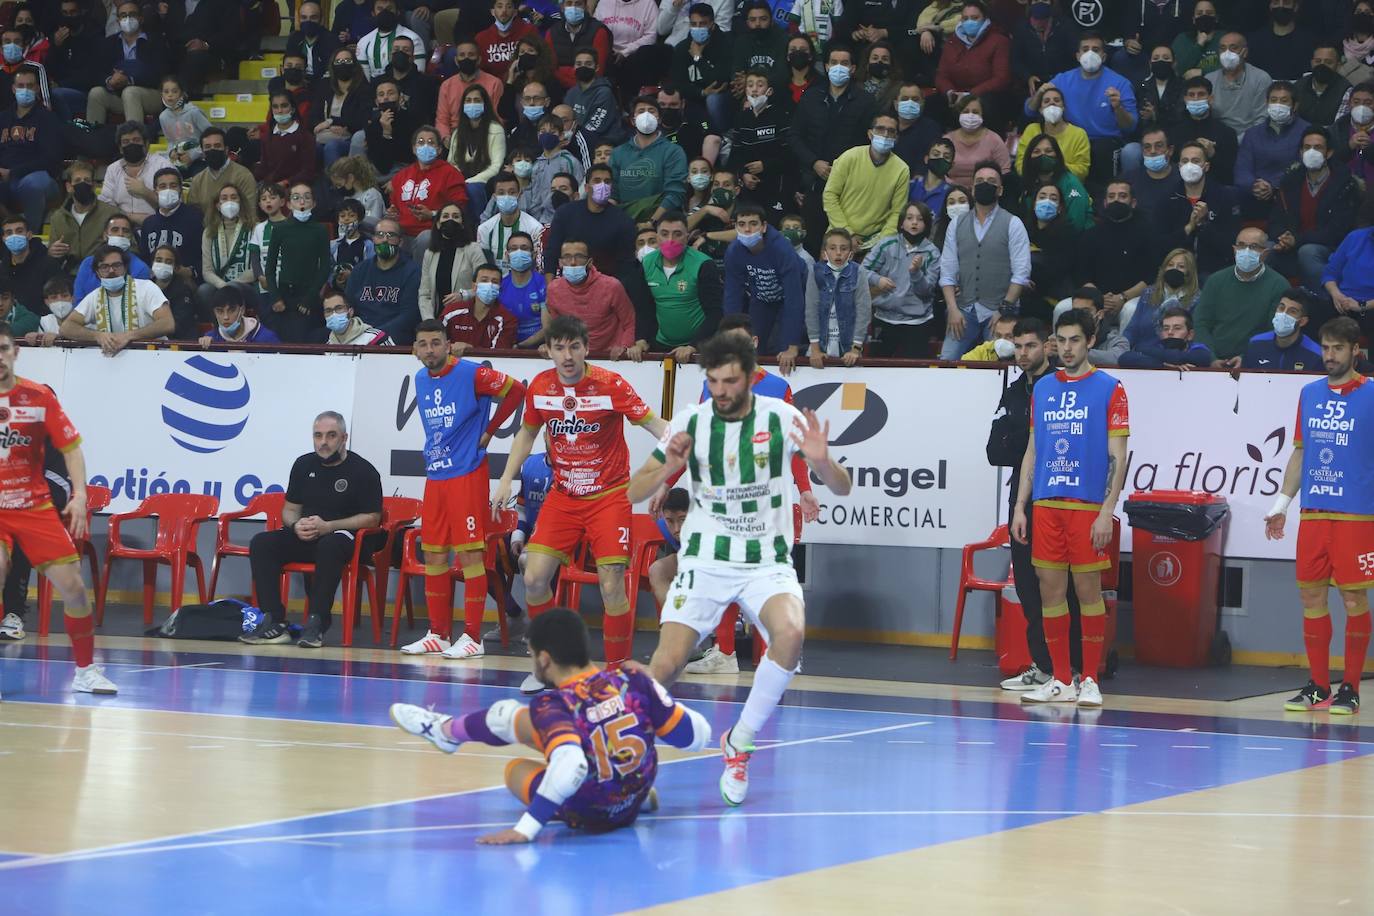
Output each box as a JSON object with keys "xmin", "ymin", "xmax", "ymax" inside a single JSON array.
[{"xmin": 161, "ymin": 356, "xmax": 251, "ymax": 453}]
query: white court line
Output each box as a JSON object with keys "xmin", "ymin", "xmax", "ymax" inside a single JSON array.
[
  {"xmin": 1243, "ymin": 746, "xmax": 1283, "ymax": 751},
  {"xmin": 1172, "ymin": 745, "xmax": 1211, "ymax": 749},
  {"xmin": 1101, "ymin": 743, "xmax": 1137, "ymax": 747},
  {"xmin": 1029, "ymin": 742, "xmax": 1066, "ymax": 747},
  {"xmin": 121, "ymin": 662, "xmax": 225, "ymax": 674},
  {"xmin": 0, "ymin": 719, "xmax": 932, "ymax": 873}
]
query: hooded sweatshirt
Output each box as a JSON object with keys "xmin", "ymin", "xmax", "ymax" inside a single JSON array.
[
  {"xmin": 730, "ymin": 22, "xmax": 790, "ymax": 87},
  {"xmin": 723, "ymin": 226, "xmax": 805, "ymax": 349},
  {"xmin": 546, "ymin": 265, "xmax": 636, "ymax": 350},
  {"xmin": 566, "ymin": 75, "xmax": 628, "ymax": 147},
  {"xmin": 608, "ymin": 133, "xmax": 689, "ymax": 218}
]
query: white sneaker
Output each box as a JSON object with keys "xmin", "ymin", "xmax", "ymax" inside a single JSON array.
[
  {"xmin": 520, "ymin": 673, "xmax": 548, "ymax": 694},
  {"xmin": 389, "ymin": 703, "xmax": 460, "ymax": 753},
  {"xmin": 0, "ymin": 612, "xmax": 24, "ymax": 640},
  {"xmin": 1077, "ymin": 677, "xmax": 1103, "ymax": 708},
  {"xmin": 441, "ymin": 633, "xmax": 484, "ymax": 659},
  {"xmin": 1000, "ymin": 664, "xmax": 1050, "ymax": 691},
  {"xmin": 1020, "ymin": 677, "xmax": 1077, "ymax": 704},
  {"xmin": 72, "ymin": 665, "xmax": 117, "ymax": 695},
  {"xmin": 400, "ymin": 630, "xmax": 451, "ymax": 655},
  {"xmin": 684, "ymin": 646, "xmax": 739, "ymax": 675},
  {"xmin": 719, "ymin": 730, "xmax": 753, "ymax": 806}
]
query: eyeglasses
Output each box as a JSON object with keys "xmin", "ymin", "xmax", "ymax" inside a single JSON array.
[
  {"xmin": 95, "ymin": 262, "xmax": 125, "ymax": 275},
  {"xmin": 560, "ymin": 253, "xmax": 590, "ymax": 265},
  {"xmin": 375, "ymin": 230, "xmax": 402, "ymax": 240},
  {"xmin": 289, "ymin": 194, "xmax": 313, "ymax": 202},
  {"xmin": 335, "ymin": 58, "xmax": 355, "ymax": 66}
]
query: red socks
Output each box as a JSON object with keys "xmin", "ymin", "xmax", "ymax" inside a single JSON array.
[
  {"xmin": 1304, "ymin": 614, "xmax": 1333, "ymax": 691},
  {"xmin": 423, "ymin": 572, "xmax": 454, "ymax": 640},
  {"xmin": 1080, "ymin": 601, "xmax": 1106, "ymax": 682},
  {"xmin": 65, "ymin": 613, "xmax": 94, "ymax": 667},
  {"xmin": 461, "ymin": 566, "xmax": 488, "ymax": 643},
  {"xmin": 602, "ymin": 601, "xmax": 633, "ymax": 666},
  {"xmin": 1043, "ymin": 605, "xmax": 1071, "ymax": 684},
  {"xmin": 716, "ymin": 605, "xmax": 737, "ymax": 656},
  {"xmin": 1344, "ymin": 612, "xmax": 1370, "ymax": 688},
  {"xmin": 528, "ymin": 595, "xmax": 555, "ymax": 618}
]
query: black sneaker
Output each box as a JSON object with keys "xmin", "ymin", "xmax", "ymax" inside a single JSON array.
[
  {"xmin": 239, "ymin": 621, "xmax": 291, "ymax": 645},
  {"xmin": 1283, "ymin": 679, "xmax": 1332, "ymax": 711},
  {"xmin": 1329, "ymin": 682, "xmax": 1360, "ymax": 716},
  {"xmin": 297, "ymin": 619, "xmax": 324, "ymax": 649}
]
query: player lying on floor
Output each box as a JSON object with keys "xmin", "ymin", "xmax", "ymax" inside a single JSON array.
[{"xmin": 390, "ymin": 608, "xmax": 712, "ymax": 845}]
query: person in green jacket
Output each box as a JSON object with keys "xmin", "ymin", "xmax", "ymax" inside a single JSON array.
[
  {"xmin": 640, "ymin": 211, "xmax": 723, "ymax": 361},
  {"xmin": 1192, "ymin": 226, "xmax": 1292, "ymax": 364},
  {"xmin": 265, "ymin": 182, "xmax": 333, "ymax": 343},
  {"xmin": 609, "ymin": 98, "xmax": 690, "ymax": 221},
  {"xmin": 1017, "ymin": 133, "xmax": 1093, "ymax": 232},
  {"xmin": 0, "ymin": 281, "xmax": 41, "ymax": 336}
]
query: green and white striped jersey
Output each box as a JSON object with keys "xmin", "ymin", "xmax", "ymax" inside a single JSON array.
[{"xmin": 653, "ymin": 394, "xmax": 804, "ymax": 568}]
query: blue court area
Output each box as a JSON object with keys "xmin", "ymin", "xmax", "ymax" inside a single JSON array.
[{"xmin": 2, "ymin": 646, "xmax": 1372, "ymax": 914}]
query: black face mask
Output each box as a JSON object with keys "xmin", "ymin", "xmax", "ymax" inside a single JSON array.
[
  {"xmin": 204, "ymin": 148, "xmax": 228, "ymax": 171},
  {"xmin": 63, "ymin": 14, "xmax": 84, "ymax": 30},
  {"xmin": 1356, "ymin": 12, "xmax": 1374, "ymax": 33},
  {"xmin": 660, "ymin": 108, "xmax": 682, "ymax": 129},
  {"xmin": 301, "ymin": 20, "xmax": 323, "ymax": 38},
  {"xmin": 378, "ymin": 101, "xmax": 400, "ymax": 113},
  {"xmin": 1035, "ymin": 154, "xmax": 1057, "ymax": 173},
  {"xmin": 868, "ymin": 61, "xmax": 889, "ymax": 79},
  {"xmin": 973, "ymin": 182, "xmax": 998, "ymax": 205},
  {"xmin": 1150, "ymin": 60, "xmax": 1173, "ymax": 81},
  {"xmin": 122, "ymin": 144, "xmax": 146, "ymax": 164},
  {"xmin": 1270, "ymin": 7, "xmax": 1294, "ymax": 25},
  {"xmin": 788, "ymin": 51, "xmax": 811, "ymax": 70},
  {"xmin": 550, "ymin": 190, "xmax": 571, "ymax": 210},
  {"xmin": 574, "ymin": 65, "xmax": 596, "ymax": 83},
  {"xmin": 439, "ymin": 219, "xmax": 463, "ymax": 241},
  {"xmin": 72, "ymin": 182, "xmax": 96, "ymax": 206},
  {"xmin": 333, "ymin": 61, "xmax": 356, "ymax": 81},
  {"xmin": 1194, "ymin": 14, "xmax": 1217, "ymax": 31},
  {"xmin": 391, "ymin": 51, "xmax": 411, "ymax": 72},
  {"xmin": 1160, "ymin": 336, "xmax": 1188, "ymax": 350},
  {"xmin": 1163, "ymin": 267, "xmax": 1186, "ymax": 288},
  {"xmin": 519, "ymin": 53, "xmax": 539, "ymax": 71},
  {"xmin": 901, "ymin": 228, "xmax": 926, "ymax": 243},
  {"xmin": 1105, "ymin": 200, "xmax": 1132, "ymax": 221},
  {"xmin": 283, "ymin": 67, "xmax": 304, "ymax": 84},
  {"xmin": 374, "ymin": 9, "xmax": 399, "ymax": 31},
  {"xmin": 1312, "ymin": 63, "xmax": 1334, "ymax": 83},
  {"xmin": 457, "ymin": 57, "xmax": 477, "ymax": 76}
]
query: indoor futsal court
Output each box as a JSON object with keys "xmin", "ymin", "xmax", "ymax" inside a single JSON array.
[{"xmin": 2, "ymin": 635, "xmax": 1372, "ymax": 913}]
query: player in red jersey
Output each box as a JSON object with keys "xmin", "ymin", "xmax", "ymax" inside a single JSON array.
[
  {"xmin": 0, "ymin": 322, "xmax": 116, "ymax": 698},
  {"xmin": 493, "ymin": 316, "xmax": 668, "ymax": 681}
]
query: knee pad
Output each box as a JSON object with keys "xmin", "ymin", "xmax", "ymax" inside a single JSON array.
[{"xmin": 486, "ymin": 698, "xmax": 522, "ymax": 744}]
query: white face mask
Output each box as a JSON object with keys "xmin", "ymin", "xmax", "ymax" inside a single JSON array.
[
  {"xmin": 218, "ymin": 200, "xmax": 240, "ymax": 219},
  {"xmin": 1219, "ymin": 49, "xmax": 1241, "ymax": 71},
  {"xmin": 151, "ymin": 262, "xmax": 174, "ymax": 281},
  {"xmin": 993, "ymin": 337, "xmax": 1016, "ymax": 359},
  {"xmin": 47, "ymin": 299, "xmax": 74, "ymax": 319},
  {"xmin": 1078, "ymin": 49, "xmax": 1102, "ymax": 73},
  {"xmin": 958, "ymin": 112, "xmax": 983, "ymax": 131},
  {"xmin": 1353, "ymin": 104, "xmax": 1374, "ymax": 126},
  {"xmin": 1179, "ymin": 162, "xmax": 1205, "ymax": 183},
  {"xmin": 634, "ymin": 111, "xmax": 659, "ymax": 134},
  {"xmin": 157, "ymin": 188, "xmax": 180, "ymax": 209},
  {"xmin": 119, "ymin": 15, "xmax": 139, "ymax": 34},
  {"xmin": 946, "ymin": 202, "xmax": 970, "ymax": 219},
  {"xmin": 747, "ymin": 93, "xmax": 767, "ymax": 111},
  {"xmin": 1302, "ymin": 147, "xmax": 1326, "ymax": 170},
  {"xmin": 636, "ymin": 244, "xmax": 656, "ymax": 262},
  {"xmin": 106, "ymin": 234, "xmax": 131, "ymax": 250},
  {"xmin": 1041, "ymin": 104, "xmax": 1063, "ymax": 124}
]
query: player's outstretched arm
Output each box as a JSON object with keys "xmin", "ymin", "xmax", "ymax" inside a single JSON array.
[
  {"xmin": 791, "ymin": 408, "xmax": 851, "ymax": 496},
  {"xmin": 1265, "ymin": 447, "xmax": 1303, "ymax": 541},
  {"xmin": 628, "ymin": 431, "xmax": 692, "ymax": 503},
  {"xmin": 492, "ymin": 423, "xmax": 539, "ymax": 518}
]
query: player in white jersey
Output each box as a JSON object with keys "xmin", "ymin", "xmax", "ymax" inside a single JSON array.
[{"xmin": 627, "ymin": 332, "xmax": 852, "ymax": 806}]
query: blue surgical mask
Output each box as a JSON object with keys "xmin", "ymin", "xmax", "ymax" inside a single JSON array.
[
  {"xmin": 1185, "ymin": 99, "xmax": 1210, "ymax": 117},
  {"xmin": 1033, "ymin": 198, "xmax": 1059, "ymax": 220},
  {"xmin": 562, "ymin": 264, "xmax": 587, "ymax": 284},
  {"xmin": 1235, "ymin": 248, "xmax": 1261, "ymax": 272},
  {"xmin": 1272, "ymin": 311, "xmax": 1299, "ymax": 337},
  {"xmin": 222, "ymin": 318, "xmax": 243, "ymax": 336},
  {"xmin": 1143, "ymin": 153, "xmax": 1169, "ymax": 172},
  {"xmin": 476, "ymin": 281, "xmax": 500, "ymax": 303},
  {"xmin": 273, "ymin": 111, "xmax": 294, "ymax": 124},
  {"xmin": 957, "ymin": 18, "xmax": 986, "ymax": 40},
  {"xmin": 13, "ymin": 87, "xmax": 34, "ymax": 108},
  {"xmin": 2, "ymin": 43, "xmax": 21, "ymax": 64},
  {"xmin": 415, "ymin": 144, "xmax": 438, "ymax": 164},
  {"xmin": 564, "ymin": 4, "xmax": 585, "ymax": 23},
  {"xmin": 508, "ymin": 249, "xmax": 533, "ymax": 271},
  {"xmin": 522, "ymin": 104, "xmax": 546, "ymax": 122},
  {"xmin": 100, "ymin": 275, "xmax": 127, "ymax": 292},
  {"xmin": 827, "ymin": 64, "xmax": 850, "ymax": 87},
  {"xmin": 495, "ymin": 194, "xmax": 518, "ymax": 214},
  {"xmin": 292, "ymin": 208, "xmax": 312, "ymax": 222},
  {"xmin": 325, "ymin": 312, "xmax": 350, "ymax": 334},
  {"xmin": 871, "ymin": 135, "xmax": 895, "ymax": 154},
  {"xmin": 689, "ymin": 26, "xmax": 710, "ymax": 43},
  {"xmin": 736, "ymin": 230, "xmax": 762, "ymax": 247},
  {"xmin": 462, "ymin": 102, "xmax": 484, "ymax": 120},
  {"xmin": 4, "ymin": 234, "xmax": 27, "ymax": 254},
  {"xmin": 897, "ymin": 99, "xmax": 921, "ymax": 120}
]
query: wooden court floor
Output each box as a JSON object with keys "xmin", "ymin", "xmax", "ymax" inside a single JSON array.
[{"xmin": 1, "ymin": 634, "xmax": 1371, "ymax": 914}]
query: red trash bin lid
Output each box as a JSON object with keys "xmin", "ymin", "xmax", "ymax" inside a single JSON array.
[{"xmin": 1127, "ymin": 489, "xmax": 1227, "ymax": 506}]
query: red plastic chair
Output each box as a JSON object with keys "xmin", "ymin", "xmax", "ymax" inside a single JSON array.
[
  {"xmin": 631, "ymin": 514, "xmax": 668, "ymax": 610},
  {"xmin": 555, "ymin": 512, "xmax": 659, "ymax": 613},
  {"xmin": 207, "ymin": 492, "xmax": 286, "ymax": 602},
  {"xmin": 37, "ymin": 485, "xmax": 112, "ymax": 636},
  {"xmin": 389, "ymin": 508, "xmax": 519, "ymax": 648},
  {"xmin": 280, "ymin": 496, "xmax": 423, "ymax": 647},
  {"xmin": 950, "ymin": 524, "xmax": 1012, "ymax": 660},
  {"xmin": 98, "ymin": 493, "xmax": 221, "ymax": 625}
]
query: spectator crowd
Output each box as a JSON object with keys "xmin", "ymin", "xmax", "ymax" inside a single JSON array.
[{"xmin": 3, "ymin": 0, "xmax": 1374, "ymax": 373}]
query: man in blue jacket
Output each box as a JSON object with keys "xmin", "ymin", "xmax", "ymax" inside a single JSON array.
[
  {"xmin": 0, "ymin": 67, "xmax": 60, "ymax": 232},
  {"xmin": 1030, "ymin": 32, "xmax": 1140, "ymax": 186},
  {"xmin": 1118, "ymin": 306, "xmax": 1216, "ymax": 369},
  {"xmin": 722, "ymin": 202, "xmax": 803, "ymax": 373},
  {"xmin": 345, "ymin": 219, "xmax": 423, "ymax": 344},
  {"xmin": 86, "ymin": 1, "xmax": 169, "ymax": 126}
]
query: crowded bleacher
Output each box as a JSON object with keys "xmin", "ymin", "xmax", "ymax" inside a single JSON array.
[{"xmin": 2, "ymin": 0, "xmax": 1372, "ymax": 369}]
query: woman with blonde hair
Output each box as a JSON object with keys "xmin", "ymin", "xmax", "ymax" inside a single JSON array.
[
  {"xmin": 1123, "ymin": 248, "xmax": 1201, "ymax": 349},
  {"xmin": 328, "ymin": 155, "xmax": 386, "ymax": 224},
  {"xmin": 199, "ymin": 184, "xmax": 260, "ymax": 313}
]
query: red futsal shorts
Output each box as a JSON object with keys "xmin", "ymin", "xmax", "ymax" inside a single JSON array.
[
  {"xmin": 1296, "ymin": 516, "xmax": 1374, "ymax": 590},
  {"xmin": 421, "ymin": 464, "xmax": 488, "ymax": 553},
  {"xmin": 0, "ymin": 505, "xmax": 79, "ymax": 569},
  {"xmin": 527, "ymin": 487, "xmax": 632, "ymax": 567},
  {"xmin": 1031, "ymin": 503, "xmax": 1111, "ymax": 573}
]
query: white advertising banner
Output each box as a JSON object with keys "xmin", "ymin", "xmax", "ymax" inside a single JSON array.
[
  {"xmin": 58, "ymin": 349, "xmax": 358, "ymax": 513},
  {"xmin": 673, "ymin": 364, "xmax": 1006, "ymax": 547},
  {"xmin": 15, "ymin": 347, "xmax": 67, "ymax": 397},
  {"xmin": 1110, "ymin": 369, "xmax": 1308, "ymax": 559},
  {"xmin": 349, "ymin": 353, "xmax": 670, "ymax": 498}
]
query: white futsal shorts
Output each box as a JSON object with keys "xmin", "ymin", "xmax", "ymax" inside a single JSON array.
[{"xmin": 660, "ymin": 562, "xmax": 803, "ymax": 643}]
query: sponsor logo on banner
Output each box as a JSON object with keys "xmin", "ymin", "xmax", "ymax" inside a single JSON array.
[{"xmin": 161, "ymin": 356, "xmax": 251, "ymax": 453}]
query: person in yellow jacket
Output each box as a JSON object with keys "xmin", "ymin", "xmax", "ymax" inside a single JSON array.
[
  {"xmin": 960, "ymin": 313, "xmax": 1017, "ymax": 361},
  {"xmin": 822, "ymin": 113, "xmax": 910, "ymax": 250}
]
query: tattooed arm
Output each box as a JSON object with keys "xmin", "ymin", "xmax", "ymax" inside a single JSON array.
[{"xmin": 1093, "ymin": 435, "xmax": 1128, "ymax": 551}]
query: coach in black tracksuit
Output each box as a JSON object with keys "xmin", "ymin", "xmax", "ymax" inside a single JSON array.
[{"xmin": 986, "ymin": 318, "xmax": 1081, "ymax": 681}]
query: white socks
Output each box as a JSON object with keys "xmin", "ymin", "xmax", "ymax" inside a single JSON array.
[{"xmin": 731, "ymin": 656, "xmax": 796, "ymax": 749}]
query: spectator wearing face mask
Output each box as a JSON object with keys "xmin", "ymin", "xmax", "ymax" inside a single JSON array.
[
  {"xmin": 546, "ymin": 238, "xmax": 639, "ymax": 356},
  {"xmin": 324, "ymin": 289, "xmax": 393, "ymax": 346},
  {"xmin": 200, "ymin": 284, "xmax": 282, "ymax": 346},
  {"xmin": 265, "ymin": 183, "xmax": 333, "ymax": 342},
  {"xmin": 1015, "ymin": 85, "xmax": 1091, "ymax": 181},
  {"xmin": 388, "ymin": 125, "xmax": 469, "ymax": 247},
  {"xmin": 357, "ymin": 0, "xmax": 427, "ymax": 82},
  {"xmin": 73, "ymin": 214, "xmax": 150, "ymax": 304},
  {"xmin": 1168, "ymin": 76, "xmax": 1239, "ymax": 185},
  {"xmin": 960, "ymin": 313, "xmax": 1017, "ymax": 361},
  {"xmin": 1192, "ymin": 226, "xmax": 1291, "ymax": 366},
  {"xmin": 610, "ymin": 97, "xmax": 690, "ymax": 221},
  {"xmin": 934, "ymin": 2, "xmax": 1013, "ymax": 108},
  {"xmin": 138, "ymin": 169, "xmax": 205, "ymax": 284},
  {"xmin": 478, "ymin": 173, "xmax": 545, "ymax": 271},
  {"xmin": 1244, "ymin": 0, "xmax": 1316, "ymax": 82},
  {"xmin": 86, "ymin": 1, "xmax": 168, "ymax": 126},
  {"xmin": 1117, "ymin": 305, "xmax": 1216, "ymax": 369},
  {"xmin": 200, "ymin": 184, "xmax": 259, "ymax": 311},
  {"xmin": 1205, "ymin": 32, "xmax": 1272, "ymax": 135},
  {"xmin": 0, "ymin": 216, "xmax": 59, "ymax": 321},
  {"xmin": 49, "ymin": 161, "xmax": 120, "ymax": 279},
  {"xmin": 524, "ymin": 114, "xmax": 585, "ymax": 224},
  {"xmin": 727, "ymin": 70, "xmax": 791, "ymax": 213},
  {"xmin": 1010, "ymin": 1, "xmax": 1079, "ymax": 97},
  {"xmin": 438, "ymin": 39, "xmax": 506, "ymax": 142},
  {"xmin": 346, "ymin": 218, "xmax": 424, "ymax": 343},
  {"xmin": 1241, "ymin": 290, "xmax": 1322, "ymax": 371},
  {"xmin": 565, "ymin": 48, "xmax": 625, "ymax": 150},
  {"xmin": 1268, "ymin": 127, "xmax": 1359, "ymax": 291},
  {"xmin": 286, "ymin": 1, "xmax": 341, "ymax": 82},
  {"xmin": 547, "ymin": 0, "xmax": 614, "ymax": 90},
  {"xmin": 1294, "ymin": 43, "xmax": 1350, "ymax": 128},
  {"xmin": 1330, "ymin": 81, "xmax": 1374, "ymax": 191},
  {"xmin": 863, "ymin": 201, "xmax": 941, "ymax": 358},
  {"xmin": 477, "ymin": 0, "xmax": 540, "ymax": 80},
  {"xmin": 364, "ymin": 77, "xmax": 424, "ymax": 176},
  {"xmin": 98, "ymin": 123, "xmax": 173, "ymax": 226},
  {"xmin": 35, "ymin": 275, "xmax": 78, "ymax": 343},
  {"xmin": 1073, "ymin": 180, "xmax": 1156, "ymax": 313},
  {"xmin": 543, "ymin": 163, "xmax": 637, "ymax": 277},
  {"xmin": 1235, "ymin": 80, "xmax": 1309, "ymax": 217},
  {"xmin": 329, "ymin": 200, "xmax": 375, "ymax": 293},
  {"xmin": 441, "ymin": 263, "xmax": 520, "ymax": 354},
  {"xmin": 805, "ymin": 228, "xmax": 872, "ymax": 367},
  {"xmin": 187, "ymin": 128, "xmax": 258, "ymax": 218},
  {"xmin": 419, "ymin": 204, "xmax": 487, "ymax": 324},
  {"xmin": 823, "ymin": 113, "xmax": 910, "ymax": 252}
]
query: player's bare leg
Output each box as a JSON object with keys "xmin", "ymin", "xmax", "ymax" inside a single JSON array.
[
  {"xmin": 41, "ymin": 558, "xmax": 116, "ymax": 695},
  {"xmin": 441, "ymin": 547, "xmax": 488, "ymax": 660},
  {"xmin": 597, "ymin": 562, "xmax": 633, "ymax": 666},
  {"xmin": 1022, "ymin": 566, "xmax": 1078, "ymax": 704},
  {"xmin": 649, "ymin": 621, "xmax": 701, "ymax": 687},
  {"xmin": 1285, "ymin": 586, "xmax": 1335, "ymax": 710},
  {"xmin": 718, "ymin": 593, "xmax": 804, "ymax": 806}
]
